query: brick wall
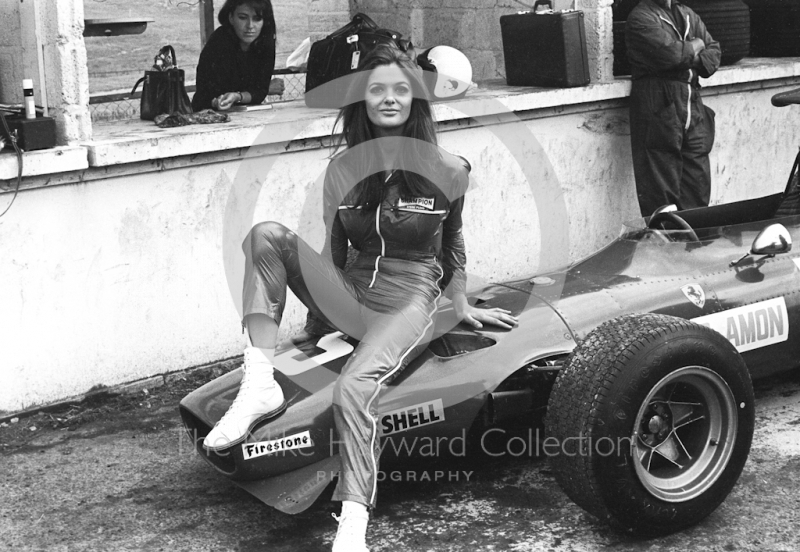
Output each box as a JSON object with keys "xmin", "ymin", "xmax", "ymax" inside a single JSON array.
[
  {"xmin": 309, "ymin": 0, "xmax": 352, "ymax": 42},
  {"xmin": 276, "ymin": 0, "xmax": 311, "ymax": 63},
  {"xmin": 38, "ymin": 0, "xmax": 92, "ymax": 143},
  {"xmin": 350, "ymin": 0, "xmax": 614, "ymax": 83},
  {"xmin": 0, "ymin": 2, "xmax": 23, "ymax": 105}
]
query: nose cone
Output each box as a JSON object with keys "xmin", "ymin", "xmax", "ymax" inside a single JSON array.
[{"xmin": 180, "ymin": 354, "xmax": 345, "ymax": 480}]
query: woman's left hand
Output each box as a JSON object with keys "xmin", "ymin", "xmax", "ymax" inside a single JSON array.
[
  {"xmin": 268, "ymin": 78, "xmax": 285, "ymax": 96},
  {"xmin": 454, "ymin": 295, "xmax": 518, "ymax": 330},
  {"xmin": 213, "ymin": 92, "xmax": 242, "ymax": 111}
]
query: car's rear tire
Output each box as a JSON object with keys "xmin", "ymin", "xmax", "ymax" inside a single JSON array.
[{"xmin": 545, "ymin": 313, "xmax": 754, "ymax": 535}]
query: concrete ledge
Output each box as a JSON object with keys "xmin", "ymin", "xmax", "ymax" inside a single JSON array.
[
  {"xmin": 5, "ymin": 58, "xmax": 800, "ymax": 187},
  {"xmin": 83, "ymin": 58, "xmax": 800, "ymax": 169},
  {"xmin": 0, "ymin": 144, "xmax": 88, "ymax": 183},
  {"xmin": 705, "ymin": 57, "xmax": 800, "ymax": 88},
  {"xmin": 84, "ymin": 108, "xmax": 338, "ymax": 167}
]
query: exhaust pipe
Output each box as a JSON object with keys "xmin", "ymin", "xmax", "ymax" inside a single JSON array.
[{"xmin": 488, "ymin": 389, "xmax": 534, "ymax": 424}]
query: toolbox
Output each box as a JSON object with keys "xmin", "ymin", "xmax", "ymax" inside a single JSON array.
[
  {"xmin": 500, "ymin": 1, "xmax": 590, "ymax": 88},
  {"xmin": 0, "ymin": 113, "xmax": 56, "ymax": 151}
]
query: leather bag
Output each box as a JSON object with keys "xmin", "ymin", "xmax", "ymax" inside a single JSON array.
[
  {"xmin": 131, "ymin": 45, "xmax": 193, "ymax": 121},
  {"xmin": 304, "ymin": 13, "xmax": 412, "ymax": 108}
]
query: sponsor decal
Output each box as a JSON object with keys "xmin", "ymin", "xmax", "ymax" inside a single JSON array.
[
  {"xmin": 380, "ymin": 399, "xmax": 445, "ymax": 436},
  {"xmin": 681, "ymin": 283, "xmax": 706, "ymax": 309},
  {"xmin": 692, "ymin": 297, "xmax": 789, "ymax": 353},
  {"xmin": 243, "ymin": 430, "xmax": 313, "ymax": 460},
  {"xmin": 397, "ymin": 197, "xmax": 435, "ymax": 211}
]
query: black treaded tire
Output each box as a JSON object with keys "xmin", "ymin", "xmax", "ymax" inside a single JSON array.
[
  {"xmin": 613, "ymin": 21, "xmax": 630, "ymax": 76},
  {"xmin": 615, "ymin": 0, "xmax": 750, "ymax": 65},
  {"xmin": 682, "ymin": 0, "xmax": 751, "ymax": 65},
  {"xmin": 545, "ymin": 313, "xmax": 755, "ymax": 535},
  {"xmin": 744, "ymin": 0, "xmax": 800, "ymax": 57}
]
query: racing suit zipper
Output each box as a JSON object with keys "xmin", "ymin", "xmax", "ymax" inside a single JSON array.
[
  {"xmin": 686, "ymin": 72, "xmax": 693, "ymax": 131},
  {"xmin": 658, "ymin": 12, "xmax": 694, "ymax": 131},
  {"xmin": 683, "ymin": 15, "xmax": 692, "ymax": 131},
  {"xmin": 369, "ymin": 171, "xmax": 391, "ymax": 288}
]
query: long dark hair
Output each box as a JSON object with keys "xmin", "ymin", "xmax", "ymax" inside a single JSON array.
[
  {"xmin": 333, "ymin": 44, "xmax": 440, "ymax": 210},
  {"xmin": 218, "ymin": 0, "xmax": 276, "ymax": 54}
]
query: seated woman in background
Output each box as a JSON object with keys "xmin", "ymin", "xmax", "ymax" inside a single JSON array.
[{"xmin": 192, "ymin": 0, "xmax": 276, "ymax": 112}]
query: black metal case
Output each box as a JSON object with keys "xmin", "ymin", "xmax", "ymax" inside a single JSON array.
[
  {"xmin": 1, "ymin": 114, "xmax": 56, "ymax": 151},
  {"xmin": 500, "ymin": 10, "xmax": 590, "ymax": 88}
]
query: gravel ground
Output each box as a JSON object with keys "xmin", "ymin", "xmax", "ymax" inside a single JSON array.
[{"xmin": 1, "ymin": 365, "xmax": 798, "ymax": 552}]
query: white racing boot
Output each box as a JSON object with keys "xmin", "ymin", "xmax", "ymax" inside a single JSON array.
[
  {"xmin": 332, "ymin": 501, "xmax": 370, "ymax": 552},
  {"xmin": 203, "ymin": 347, "xmax": 286, "ymax": 451}
]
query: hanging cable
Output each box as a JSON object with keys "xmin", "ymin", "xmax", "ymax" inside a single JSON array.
[{"xmin": 0, "ymin": 111, "xmax": 23, "ymax": 218}]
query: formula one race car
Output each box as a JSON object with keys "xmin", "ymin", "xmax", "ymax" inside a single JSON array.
[{"xmin": 181, "ymin": 186, "xmax": 800, "ymax": 535}]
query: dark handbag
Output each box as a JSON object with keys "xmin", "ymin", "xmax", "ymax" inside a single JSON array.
[
  {"xmin": 131, "ymin": 45, "xmax": 193, "ymax": 121},
  {"xmin": 305, "ymin": 13, "xmax": 412, "ymax": 108}
]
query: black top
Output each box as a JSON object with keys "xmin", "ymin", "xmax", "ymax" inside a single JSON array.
[{"xmin": 191, "ymin": 25, "xmax": 276, "ymax": 111}]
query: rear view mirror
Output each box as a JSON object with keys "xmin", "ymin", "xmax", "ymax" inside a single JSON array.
[
  {"xmin": 730, "ymin": 223, "xmax": 791, "ymax": 267},
  {"xmin": 751, "ymin": 223, "xmax": 792, "ymax": 256}
]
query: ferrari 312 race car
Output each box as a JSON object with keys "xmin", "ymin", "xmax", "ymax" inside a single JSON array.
[{"xmin": 181, "ymin": 186, "xmax": 800, "ymax": 535}]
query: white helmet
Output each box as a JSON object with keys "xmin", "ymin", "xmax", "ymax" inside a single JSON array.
[{"xmin": 417, "ymin": 45, "xmax": 473, "ymax": 101}]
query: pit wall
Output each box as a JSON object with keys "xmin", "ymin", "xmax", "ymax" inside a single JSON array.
[{"xmin": 1, "ymin": 61, "xmax": 799, "ymax": 414}]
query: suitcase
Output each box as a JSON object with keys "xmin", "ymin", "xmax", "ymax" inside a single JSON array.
[
  {"xmin": 305, "ymin": 13, "xmax": 411, "ymax": 108},
  {"xmin": 500, "ymin": 0, "xmax": 590, "ymax": 88}
]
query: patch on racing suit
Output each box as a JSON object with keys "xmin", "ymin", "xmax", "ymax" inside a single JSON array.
[
  {"xmin": 380, "ymin": 399, "xmax": 445, "ymax": 436},
  {"xmin": 691, "ymin": 297, "xmax": 789, "ymax": 353},
  {"xmin": 396, "ymin": 197, "xmax": 435, "ymax": 212},
  {"xmin": 243, "ymin": 430, "xmax": 313, "ymax": 460}
]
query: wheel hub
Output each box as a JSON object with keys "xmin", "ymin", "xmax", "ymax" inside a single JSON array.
[
  {"xmin": 632, "ymin": 367, "xmax": 738, "ymax": 503},
  {"xmin": 647, "ymin": 414, "xmax": 668, "ymax": 436},
  {"xmin": 642, "ymin": 404, "xmax": 672, "ymax": 445}
]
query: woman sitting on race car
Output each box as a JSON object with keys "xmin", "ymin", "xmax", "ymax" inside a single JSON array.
[{"xmin": 202, "ymin": 44, "xmax": 518, "ymax": 551}]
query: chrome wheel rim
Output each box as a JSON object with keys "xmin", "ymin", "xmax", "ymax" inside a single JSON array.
[{"xmin": 632, "ymin": 366, "xmax": 737, "ymax": 502}]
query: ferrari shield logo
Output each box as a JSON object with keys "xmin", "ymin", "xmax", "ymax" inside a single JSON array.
[{"xmin": 681, "ymin": 283, "xmax": 706, "ymax": 309}]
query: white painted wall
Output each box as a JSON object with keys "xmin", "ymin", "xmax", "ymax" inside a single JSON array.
[{"xmin": 1, "ymin": 81, "xmax": 799, "ymax": 414}]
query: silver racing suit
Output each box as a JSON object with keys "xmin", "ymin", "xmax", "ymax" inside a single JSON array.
[{"xmin": 242, "ymin": 149, "xmax": 469, "ymax": 507}]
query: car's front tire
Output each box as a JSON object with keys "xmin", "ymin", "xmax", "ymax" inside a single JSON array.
[{"xmin": 545, "ymin": 313, "xmax": 755, "ymax": 535}]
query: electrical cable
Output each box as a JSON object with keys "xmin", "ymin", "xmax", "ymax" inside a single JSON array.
[{"xmin": 0, "ymin": 111, "xmax": 23, "ymax": 218}]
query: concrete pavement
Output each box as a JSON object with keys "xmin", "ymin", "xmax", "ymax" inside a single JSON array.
[{"xmin": 1, "ymin": 367, "xmax": 799, "ymax": 552}]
